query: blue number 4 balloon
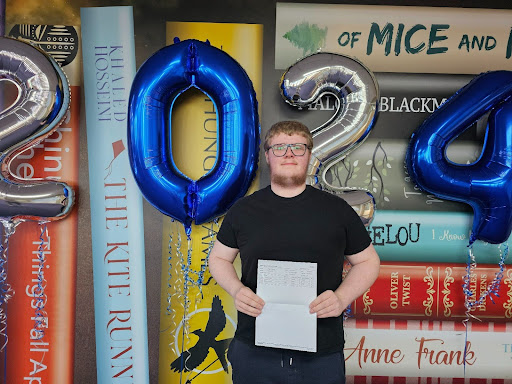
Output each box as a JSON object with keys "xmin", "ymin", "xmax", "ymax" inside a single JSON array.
[{"xmin": 406, "ymin": 71, "xmax": 512, "ymax": 245}]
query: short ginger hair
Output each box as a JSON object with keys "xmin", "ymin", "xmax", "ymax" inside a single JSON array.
[{"xmin": 263, "ymin": 121, "xmax": 313, "ymax": 151}]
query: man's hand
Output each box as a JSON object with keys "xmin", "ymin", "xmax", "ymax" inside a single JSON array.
[
  {"xmin": 234, "ymin": 286, "xmax": 265, "ymax": 317},
  {"xmin": 309, "ymin": 290, "xmax": 344, "ymax": 318}
]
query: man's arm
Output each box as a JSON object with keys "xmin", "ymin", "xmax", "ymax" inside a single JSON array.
[
  {"xmin": 309, "ymin": 244, "xmax": 380, "ymax": 318},
  {"xmin": 208, "ymin": 240, "xmax": 265, "ymax": 317}
]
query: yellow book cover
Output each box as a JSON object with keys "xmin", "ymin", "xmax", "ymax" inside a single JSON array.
[{"xmin": 159, "ymin": 22, "xmax": 263, "ymax": 384}]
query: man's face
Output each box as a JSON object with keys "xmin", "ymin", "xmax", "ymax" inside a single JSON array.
[{"xmin": 265, "ymin": 133, "xmax": 311, "ymax": 188}]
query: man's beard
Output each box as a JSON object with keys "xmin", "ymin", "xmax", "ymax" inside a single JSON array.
[{"xmin": 270, "ymin": 168, "xmax": 307, "ymax": 188}]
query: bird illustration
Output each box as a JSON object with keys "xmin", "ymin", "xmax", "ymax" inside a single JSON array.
[{"xmin": 171, "ymin": 295, "xmax": 233, "ymax": 373}]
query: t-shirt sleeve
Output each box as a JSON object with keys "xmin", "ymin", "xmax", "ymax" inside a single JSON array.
[
  {"xmin": 343, "ymin": 202, "xmax": 372, "ymax": 255},
  {"xmin": 216, "ymin": 206, "xmax": 239, "ymax": 249}
]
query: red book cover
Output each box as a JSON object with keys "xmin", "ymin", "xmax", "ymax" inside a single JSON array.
[
  {"xmin": 349, "ymin": 261, "xmax": 512, "ymax": 322},
  {"xmin": 0, "ymin": 86, "xmax": 80, "ymax": 384}
]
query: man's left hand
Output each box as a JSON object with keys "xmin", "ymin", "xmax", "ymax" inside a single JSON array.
[{"xmin": 309, "ymin": 290, "xmax": 345, "ymax": 318}]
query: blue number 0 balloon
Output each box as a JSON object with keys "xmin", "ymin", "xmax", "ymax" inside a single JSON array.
[
  {"xmin": 406, "ymin": 71, "xmax": 512, "ymax": 245},
  {"xmin": 128, "ymin": 39, "xmax": 259, "ymax": 228}
]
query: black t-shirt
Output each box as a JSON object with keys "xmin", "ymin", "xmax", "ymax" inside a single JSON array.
[{"xmin": 217, "ymin": 185, "xmax": 371, "ymax": 354}]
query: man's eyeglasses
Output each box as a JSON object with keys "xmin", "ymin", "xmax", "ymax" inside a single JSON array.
[{"xmin": 266, "ymin": 143, "xmax": 310, "ymax": 157}]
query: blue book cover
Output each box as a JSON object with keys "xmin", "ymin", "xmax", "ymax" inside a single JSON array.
[
  {"xmin": 81, "ymin": 6, "xmax": 149, "ymax": 384},
  {"xmin": 369, "ymin": 210, "xmax": 511, "ymax": 264}
]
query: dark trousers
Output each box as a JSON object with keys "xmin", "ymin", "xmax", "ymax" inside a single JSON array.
[{"xmin": 227, "ymin": 338, "xmax": 346, "ymax": 384}]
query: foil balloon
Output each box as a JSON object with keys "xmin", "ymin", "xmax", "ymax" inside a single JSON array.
[
  {"xmin": 280, "ymin": 52, "xmax": 379, "ymax": 225},
  {"xmin": 128, "ymin": 39, "xmax": 259, "ymax": 228},
  {"xmin": 0, "ymin": 36, "xmax": 73, "ymax": 221},
  {"xmin": 406, "ymin": 71, "xmax": 512, "ymax": 245}
]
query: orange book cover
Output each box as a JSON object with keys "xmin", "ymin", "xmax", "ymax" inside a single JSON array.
[
  {"xmin": 0, "ymin": 86, "xmax": 80, "ymax": 383},
  {"xmin": 0, "ymin": 24, "xmax": 81, "ymax": 384}
]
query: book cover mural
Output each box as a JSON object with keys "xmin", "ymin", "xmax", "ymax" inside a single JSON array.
[
  {"xmin": 275, "ymin": 3, "xmax": 512, "ymax": 381},
  {"xmin": 2, "ymin": 0, "xmax": 512, "ymax": 382}
]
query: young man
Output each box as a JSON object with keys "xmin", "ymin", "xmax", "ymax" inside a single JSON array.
[{"xmin": 208, "ymin": 121, "xmax": 380, "ymax": 384}]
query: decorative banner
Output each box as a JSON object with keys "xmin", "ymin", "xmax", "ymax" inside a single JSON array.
[
  {"xmin": 81, "ymin": 7, "xmax": 149, "ymax": 384},
  {"xmin": 275, "ymin": 3, "xmax": 512, "ymax": 74},
  {"xmin": 344, "ymin": 319, "xmax": 512, "ymax": 379},
  {"xmin": 0, "ymin": 24, "xmax": 80, "ymax": 384},
  {"xmin": 159, "ymin": 22, "xmax": 263, "ymax": 384}
]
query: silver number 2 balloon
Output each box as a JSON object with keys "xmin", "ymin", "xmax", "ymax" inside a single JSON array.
[
  {"xmin": 0, "ymin": 36, "xmax": 73, "ymax": 223},
  {"xmin": 280, "ymin": 52, "xmax": 379, "ymax": 225}
]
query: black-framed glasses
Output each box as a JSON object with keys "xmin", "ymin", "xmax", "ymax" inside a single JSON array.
[{"xmin": 267, "ymin": 143, "xmax": 310, "ymax": 157}]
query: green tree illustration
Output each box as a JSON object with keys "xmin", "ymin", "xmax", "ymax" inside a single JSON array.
[{"xmin": 283, "ymin": 22, "xmax": 328, "ymax": 56}]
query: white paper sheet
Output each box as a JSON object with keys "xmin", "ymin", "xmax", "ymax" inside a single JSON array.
[{"xmin": 255, "ymin": 260, "xmax": 317, "ymax": 352}]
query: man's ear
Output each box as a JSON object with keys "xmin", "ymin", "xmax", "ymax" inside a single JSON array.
[{"xmin": 264, "ymin": 150, "xmax": 269, "ymax": 165}]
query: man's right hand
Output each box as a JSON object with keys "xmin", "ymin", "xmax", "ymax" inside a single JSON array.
[
  {"xmin": 234, "ymin": 286, "xmax": 265, "ymax": 317},
  {"xmin": 208, "ymin": 240, "xmax": 265, "ymax": 317}
]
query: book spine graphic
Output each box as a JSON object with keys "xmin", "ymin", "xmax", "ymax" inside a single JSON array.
[
  {"xmin": 344, "ymin": 318, "xmax": 512, "ymax": 380},
  {"xmin": 348, "ymin": 262, "xmax": 512, "ymax": 321},
  {"xmin": 0, "ymin": 24, "xmax": 81, "ymax": 384},
  {"xmin": 367, "ymin": 210, "xmax": 512, "ymax": 264},
  {"xmin": 159, "ymin": 21, "xmax": 263, "ymax": 384},
  {"xmin": 81, "ymin": 7, "xmax": 149, "ymax": 384}
]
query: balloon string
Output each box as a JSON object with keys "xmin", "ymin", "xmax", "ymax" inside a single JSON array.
[
  {"xmin": 164, "ymin": 218, "xmax": 180, "ymax": 337},
  {"xmin": 173, "ymin": 221, "xmax": 185, "ymax": 382},
  {"xmin": 181, "ymin": 219, "xmax": 218, "ymax": 380},
  {"xmin": 462, "ymin": 243, "xmax": 506, "ymax": 314},
  {"xmin": 461, "ymin": 242, "xmax": 507, "ymax": 377},
  {"xmin": 0, "ymin": 221, "xmax": 17, "ymax": 352},
  {"xmin": 165, "ymin": 219, "xmax": 185, "ymax": 380},
  {"xmin": 166, "ymin": 219, "xmax": 175, "ymax": 316},
  {"xmin": 166, "ymin": 219, "xmax": 219, "ymax": 380},
  {"xmin": 189, "ymin": 217, "xmax": 218, "ymax": 318},
  {"xmin": 179, "ymin": 229, "xmax": 192, "ymax": 382},
  {"xmin": 33, "ymin": 221, "xmax": 49, "ymax": 341}
]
